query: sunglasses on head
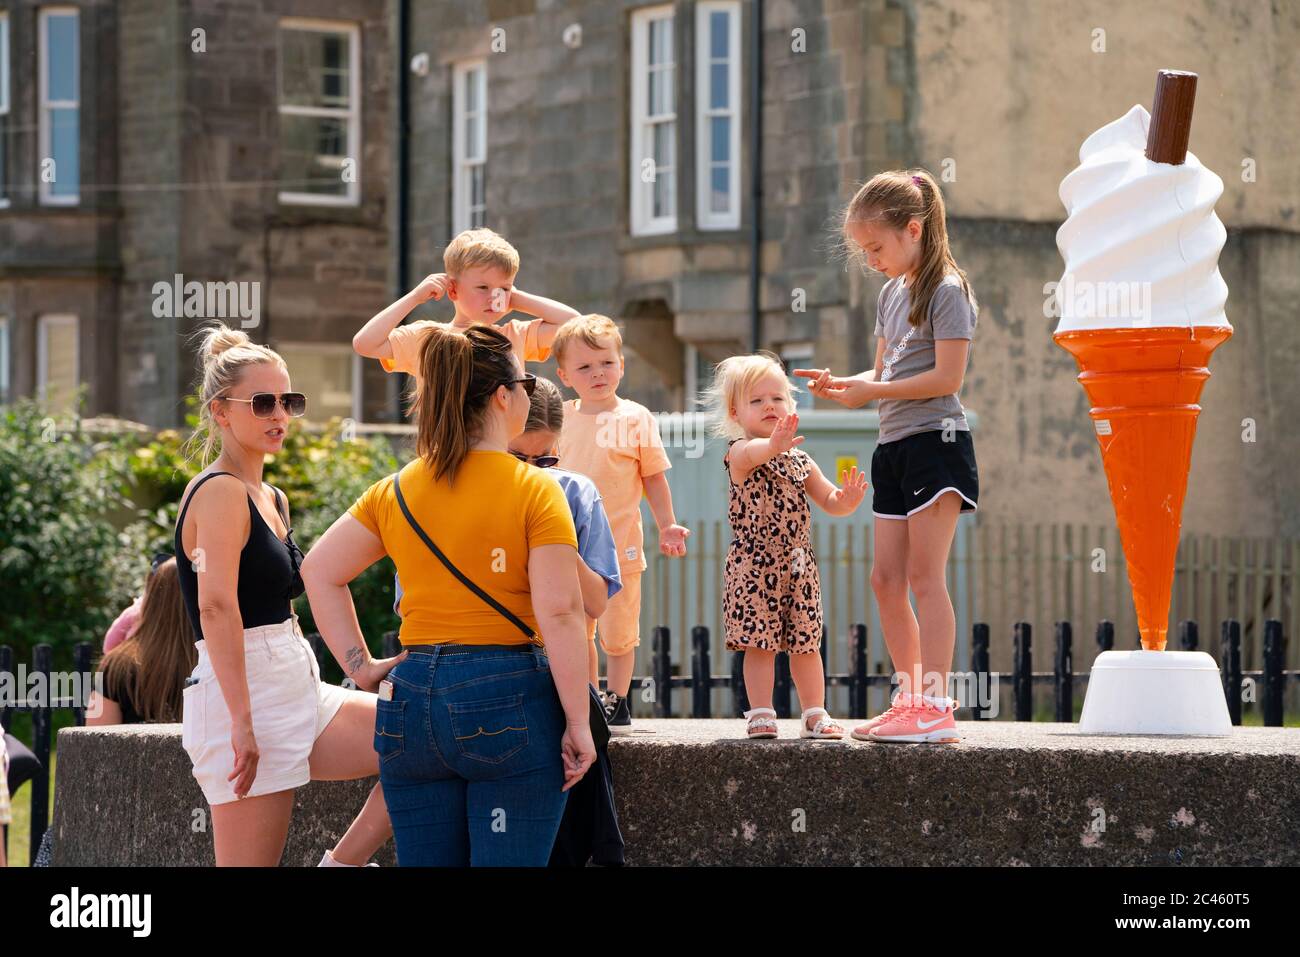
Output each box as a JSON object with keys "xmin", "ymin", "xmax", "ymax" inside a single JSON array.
[
  {"xmin": 511, "ymin": 451, "xmax": 559, "ymax": 468},
  {"xmin": 500, "ymin": 373, "xmax": 537, "ymax": 396},
  {"xmin": 220, "ymin": 391, "xmax": 307, "ymax": 418}
]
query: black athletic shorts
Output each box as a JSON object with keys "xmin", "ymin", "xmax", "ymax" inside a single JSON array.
[{"xmin": 871, "ymin": 428, "xmax": 979, "ymax": 519}]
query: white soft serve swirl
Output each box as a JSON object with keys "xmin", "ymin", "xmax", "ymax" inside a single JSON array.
[{"xmin": 1054, "ymin": 104, "xmax": 1230, "ymax": 333}]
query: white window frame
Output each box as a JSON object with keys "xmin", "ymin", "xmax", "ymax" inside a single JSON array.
[
  {"xmin": 452, "ymin": 59, "xmax": 488, "ymax": 234},
  {"xmin": 780, "ymin": 341, "xmax": 815, "ymax": 409},
  {"xmin": 277, "ymin": 18, "xmax": 361, "ymax": 207},
  {"xmin": 695, "ymin": 1, "xmax": 741, "ymax": 230},
  {"xmin": 38, "ymin": 6, "xmax": 79, "ymax": 207},
  {"xmin": 0, "ymin": 316, "xmax": 10, "ymax": 403},
  {"xmin": 37, "ymin": 313, "xmax": 79, "ymax": 406},
  {"xmin": 275, "ymin": 341, "xmax": 362, "ymax": 423},
  {"xmin": 0, "ymin": 12, "xmax": 10, "ymax": 209},
  {"xmin": 630, "ymin": 5, "xmax": 677, "ymax": 236}
]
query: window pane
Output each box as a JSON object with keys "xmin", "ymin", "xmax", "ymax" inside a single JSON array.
[
  {"xmin": 280, "ymin": 348, "xmax": 353, "ymax": 422},
  {"xmin": 710, "ymin": 116, "xmax": 729, "ymax": 163},
  {"xmin": 710, "ymin": 62, "xmax": 729, "ymax": 110},
  {"xmin": 466, "ymin": 113, "xmax": 483, "ymax": 162},
  {"xmin": 649, "ymin": 67, "xmax": 674, "ymax": 118},
  {"xmin": 653, "ymin": 121, "xmax": 673, "ymax": 169},
  {"xmin": 649, "ymin": 18, "xmax": 672, "ymax": 67},
  {"xmin": 281, "ymin": 28, "xmax": 351, "ymax": 109},
  {"xmin": 0, "ymin": 320, "xmax": 9, "ymax": 402},
  {"xmin": 710, "ymin": 165, "xmax": 729, "ymax": 213},
  {"xmin": 49, "ymin": 107, "xmax": 79, "ymax": 196},
  {"xmin": 710, "ymin": 11, "xmax": 729, "ymax": 60},
  {"xmin": 471, "ymin": 165, "xmax": 485, "ymax": 208},
  {"xmin": 280, "ymin": 113, "xmax": 348, "ymax": 196},
  {"xmin": 653, "ymin": 168, "xmax": 674, "ymax": 219},
  {"xmin": 45, "ymin": 14, "xmax": 78, "ymax": 102},
  {"xmin": 42, "ymin": 321, "xmax": 78, "ymax": 411},
  {"xmin": 466, "ymin": 68, "xmax": 481, "ymax": 112}
]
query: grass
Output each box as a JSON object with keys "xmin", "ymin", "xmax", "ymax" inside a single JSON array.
[{"xmin": 5, "ymin": 751, "xmax": 54, "ymax": 868}]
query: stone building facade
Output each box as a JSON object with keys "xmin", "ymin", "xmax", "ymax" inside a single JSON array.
[{"xmin": 1, "ymin": 0, "xmax": 1296, "ymax": 537}]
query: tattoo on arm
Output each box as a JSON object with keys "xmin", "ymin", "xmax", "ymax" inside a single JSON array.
[{"xmin": 344, "ymin": 645, "xmax": 365, "ymax": 676}]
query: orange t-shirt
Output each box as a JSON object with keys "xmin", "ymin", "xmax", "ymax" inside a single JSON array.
[
  {"xmin": 379, "ymin": 318, "xmax": 551, "ymax": 376},
  {"xmin": 556, "ymin": 397, "xmax": 671, "ymax": 574},
  {"xmin": 348, "ymin": 452, "xmax": 578, "ymax": 645}
]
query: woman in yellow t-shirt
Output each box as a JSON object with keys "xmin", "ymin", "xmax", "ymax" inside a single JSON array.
[{"xmin": 302, "ymin": 324, "xmax": 595, "ymax": 866}]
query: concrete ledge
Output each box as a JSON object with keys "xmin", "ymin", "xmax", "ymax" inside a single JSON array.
[{"xmin": 51, "ymin": 721, "xmax": 1300, "ymax": 866}]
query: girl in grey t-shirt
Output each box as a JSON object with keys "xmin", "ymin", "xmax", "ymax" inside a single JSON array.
[{"xmin": 795, "ymin": 168, "xmax": 979, "ymax": 745}]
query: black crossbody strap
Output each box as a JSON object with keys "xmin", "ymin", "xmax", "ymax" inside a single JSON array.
[{"xmin": 393, "ymin": 472, "xmax": 540, "ymax": 645}]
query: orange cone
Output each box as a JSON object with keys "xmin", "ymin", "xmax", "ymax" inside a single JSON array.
[{"xmin": 1054, "ymin": 326, "xmax": 1230, "ymax": 650}]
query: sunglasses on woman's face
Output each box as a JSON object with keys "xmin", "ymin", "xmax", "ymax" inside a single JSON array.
[
  {"xmin": 511, "ymin": 451, "xmax": 559, "ymax": 468},
  {"xmin": 500, "ymin": 373, "xmax": 537, "ymax": 396},
  {"xmin": 221, "ymin": 391, "xmax": 307, "ymax": 418}
]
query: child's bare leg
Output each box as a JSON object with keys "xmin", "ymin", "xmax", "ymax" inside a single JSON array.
[
  {"xmin": 606, "ymin": 650, "xmax": 635, "ymax": 699},
  {"xmin": 588, "ymin": 640, "xmax": 600, "ymax": 689},
  {"xmin": 742, "ymin": 649, "xmax": 777, "ymax": 710},
  {"xmin": 906, "ymin": 493, "xmax": 962, "ymax": 701},
  {"xmin": 871, "ymin": 517, "xmax": 922, "ymax": 696},
  {"xmin": 329, "ymin": 781, "xmax": 392, "ymax": 865},
  {"xmin": 788, "ymin": 649, "xmax": 833, "ymax": 729}
]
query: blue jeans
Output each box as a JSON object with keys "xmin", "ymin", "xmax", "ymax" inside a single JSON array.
[{"xmin": 375, "ymin": 643, "xmax": 569, "ymax": 866}]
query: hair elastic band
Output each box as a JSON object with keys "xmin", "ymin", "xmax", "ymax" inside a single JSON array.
[{"xmin": 912, "ymin": 175, "xmax": 924, "ymax": 185}]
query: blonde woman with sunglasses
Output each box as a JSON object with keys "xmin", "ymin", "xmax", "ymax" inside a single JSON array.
[{"xmin": 174, "ymin": 323, "xmax": 406, "ymax": 866}]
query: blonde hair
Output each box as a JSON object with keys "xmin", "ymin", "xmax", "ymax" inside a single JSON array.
[
  {"xmin": 443, "ymin": 227, "xmax": 520, "ymax": 278},
  {"xmin": 699, "ymin": 350, "xmax": 800, "ymax": 440},
  {"xmin": 413, "ymin": 323, "xmax": 518, "ymax": 485},
  {"xmin": 184, "ymin": 323, "xmax": 286, "ymax": 465},
  {"xmin": 551, "ymin": 314, "xmax": 623, "ymax": 368},
  {"xmin": 842, "ymin": 168, "xmax": 977, "ymax": 328}
]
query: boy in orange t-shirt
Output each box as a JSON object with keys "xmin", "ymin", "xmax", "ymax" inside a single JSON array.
[
  {"xmin": 353, "ymin": 228, "xmax": 579, "ymax": 383},
  {"xmin": 554, "ymin": 315, "xmax": 690, "ymax": 733}
]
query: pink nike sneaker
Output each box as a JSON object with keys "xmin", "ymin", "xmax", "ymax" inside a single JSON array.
[
  {"xmin": 866, "ymin": 697, "xmax": 960, "ymax": 744},
  {"xmin": 850, "ymin": 691, "xmax": 919, "ymax": 740}
]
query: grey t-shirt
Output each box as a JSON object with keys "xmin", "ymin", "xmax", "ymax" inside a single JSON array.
[{"xmin": 873, "ymin": 272, "xmax": 977, "ymax": 444}]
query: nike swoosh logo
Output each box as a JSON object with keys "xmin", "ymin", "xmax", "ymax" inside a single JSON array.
[
  {"xmin": 916, "ymin": 715, "xmax": 948, "ymax": 729},
  {"xmin": 913, "ymin": 488, "xmax": 925, "ymax": 496}
]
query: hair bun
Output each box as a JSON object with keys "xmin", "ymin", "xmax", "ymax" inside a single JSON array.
[{"xmin": 199, "ymin": 323, "xmax": 251, "ymax": 365}]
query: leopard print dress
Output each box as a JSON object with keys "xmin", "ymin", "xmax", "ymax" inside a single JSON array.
[{"xmin": 722, "ymin": 439, "xmax": 824, "ymax": 654}]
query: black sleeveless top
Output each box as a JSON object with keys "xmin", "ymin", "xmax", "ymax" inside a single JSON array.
[{"xmin": 174, "ymin": 471, "xmax": 306, "ymax": 642}]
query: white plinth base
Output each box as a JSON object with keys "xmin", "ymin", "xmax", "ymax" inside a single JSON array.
[{"xmin": 1078, "ymin": 650, "xmax": 1232, "ymax": 736}]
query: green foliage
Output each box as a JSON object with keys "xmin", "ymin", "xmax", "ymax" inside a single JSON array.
[
  {"xmin": 0, "ymin": 401, "xmax": 137, "ymax": 667},
  {"xmin": 0, "ymin": 399, "xmax": 404, "ymax": 671}
]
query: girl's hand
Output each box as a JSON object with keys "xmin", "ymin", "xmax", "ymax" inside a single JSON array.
[
  {"xmin": 794, "ymin": 369, "xmax": 874, "ymax": 408},
  {"xmin": 560, "ymin": 722, "xmax": 597, "ymax": 792},
  {"xmin": 413, "ymin": 273, "xmax": 452, "ymax": 302},
  {"xmin": 659, "ymin": 524, "xmax": 690, "ymax": 557},
  {"xmin": 227, "ymin": 720, "xmax": 260, "ymax": 799},
  {"xmin": 768, "ymin": 413, "xmax": 805, "ymax": 454},
  {"xmin": 833, "ymin": 466, "xmax": 869, "ymax": 512},
  {"xmin": 351, "ymin": 649, "xmax": 410, "ymax": 694}
]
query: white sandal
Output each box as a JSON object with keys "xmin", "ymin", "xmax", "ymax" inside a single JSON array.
[
  {"xmin": 800, "ymin": 707, "xmax": 845, "ymax": 739},
  {"xmin": 743, "ymin": 707, "xmax": 778, "ymax": 739}
]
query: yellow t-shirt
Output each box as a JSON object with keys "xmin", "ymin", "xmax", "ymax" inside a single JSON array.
[
  {"xmin": 379, "ymin": 318, "xmax": 551, "ymax": 376},
  {"xmin": 348, "ymin": 452, "xmax": 578, "ymax": 645},
  {"xmin": 556, "ymin": 397, "xmax": 671, "ymax": 574}
]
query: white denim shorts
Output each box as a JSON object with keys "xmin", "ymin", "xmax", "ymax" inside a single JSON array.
[{"xmin": 181, "ymin": 615, "xmax": 357, "ymax": 807}]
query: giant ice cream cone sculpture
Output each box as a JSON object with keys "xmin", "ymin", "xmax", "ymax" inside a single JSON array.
[{"xmin": 1054, "ymin": 71, "xmax": 1231, "ymax": 654}]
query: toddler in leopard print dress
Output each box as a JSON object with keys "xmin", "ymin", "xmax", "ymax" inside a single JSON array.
[{"xmin": 700, "ymin": 353, "xmax": 868, "ymax": 740}]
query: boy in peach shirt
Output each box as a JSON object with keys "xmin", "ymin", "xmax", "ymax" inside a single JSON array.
[
  {"xmin": 353, "ymin": 228, "xmax": 579, "ymax": 380},
  {"xmin": 553, "ymin": 315, "xmax": 690, "ymax": 733}
]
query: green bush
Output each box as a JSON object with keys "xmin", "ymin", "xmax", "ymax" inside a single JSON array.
[{"xmin": 0, "ymin": 401, "xmax": 137, "ymax": 668}]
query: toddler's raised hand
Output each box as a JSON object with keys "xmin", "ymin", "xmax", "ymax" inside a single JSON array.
[
  {"xmin": 769, "ymin": 413, "xmax": 805, "ymax": 454},
  {"xmin": 414, "ymin": 272, "xmax": 452, "ymax": 302},
  {"xmin": 834, "ymin": 466, "xmax": 869, "ymax": 512}
]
